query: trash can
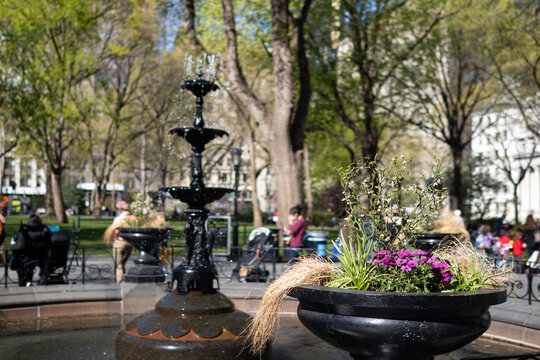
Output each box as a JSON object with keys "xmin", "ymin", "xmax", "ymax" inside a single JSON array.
[{"xmin": 306, "ymin": 230, "xmax": 329, "ymax": 257}]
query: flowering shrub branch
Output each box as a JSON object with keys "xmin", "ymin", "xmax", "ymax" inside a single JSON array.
[{"xmin": 339, "ymin": 155, "xmax": 447, "ymax": 250}]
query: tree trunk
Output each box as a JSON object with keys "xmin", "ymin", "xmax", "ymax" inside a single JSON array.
[
  {"xmin": 304, "ymin": 144, "xmax": 313, "ymax": 216},
  {"xmin": 270, "ymin": 0, "xmax": 303, "ymax": 229},
  {"xmin": 140, "ymin": 132, "xmax": 146, "ymax": 195},
  {"xmin": 0, "ymin": 155, "xmax": 4, "ymax": 197},
  {"xmin": 218, "ymin": 0, "xmax": 305, "ymax": 233},
  {"xmin": 92, "ymin": 185, "xmax": 104, "ymax": 219},
  {"xmin": 44, "ymin": 165, "xmax": 55, "ymax": 219},
  {"xmin": 50, "ymin": 170, "xmax": 67, "ymax": 223},
  {"xmin": 247, "ymin": 136, "xmax": 263, "ymax": 227},
  {"xmin": 451, "ymin": 149, "xmax": 464, "ymax": 211},
  {"xmin": 269, "ymin": 126, "xmax": 303, "ymax": 229},
  {"xmin": 513, "ymin": 184, "xmax": 519, "ymax": 224}
]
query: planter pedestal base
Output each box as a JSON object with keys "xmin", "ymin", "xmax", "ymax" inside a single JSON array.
[{"xmin": 125, "ymin": 264, "xmax": 165, "ymax": 283}]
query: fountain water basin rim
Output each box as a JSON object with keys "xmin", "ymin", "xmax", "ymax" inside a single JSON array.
[{"xmin": 160, "ymin": 186, "xmax": 234, "ymax": 207}]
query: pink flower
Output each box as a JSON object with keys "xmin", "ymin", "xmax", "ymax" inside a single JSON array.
[
  {"xmin": 375, "ymin": 250, "xmax": 389, "ymax": 257},
  {"xmin": 396, "ymin": 258, "xmax": 407, "ymax": 265},
  {"xmin": 401, "ymin": 265, "xmax": 412, "ymax": 272}
]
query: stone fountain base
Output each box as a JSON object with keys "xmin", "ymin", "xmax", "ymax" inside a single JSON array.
[{"xmin": 115, "ymin": 290, "xmax": 254, "ymax": 360}]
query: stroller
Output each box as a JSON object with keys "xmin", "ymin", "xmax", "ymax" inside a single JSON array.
[
  {"xmin": 45, "ymin": 231, "xmax": 70, "ymax": 285},
  {"xmin": 231, "ymin": 227, "xmax": 275, "ymax": 282}
]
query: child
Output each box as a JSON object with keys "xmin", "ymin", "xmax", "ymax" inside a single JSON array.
[
  {"xmin": 513, "ymin": 228, "xmax": 525, "ymax": 272},
  {"xmin": 496, "ymin": 229, "xmax": 512, "ymax": 256}
]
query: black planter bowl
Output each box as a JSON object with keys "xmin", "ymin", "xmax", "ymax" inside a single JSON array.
[
  {"xmin": 289, "ymin": 285, "xmax": 506, "ymax": 360},
  {"xmin": 412, "ymin": 232, "xmax": 458, "ymax": 251},
  {"xmin": 117, "ymin": 227, "xmax": 173, "ymax": 283}
]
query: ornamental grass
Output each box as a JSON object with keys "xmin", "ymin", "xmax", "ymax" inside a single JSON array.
[{"xmin": 244, "ymin": 256, "xmax": 332, "ymax": 356}]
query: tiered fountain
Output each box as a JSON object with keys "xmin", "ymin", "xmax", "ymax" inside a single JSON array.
[{"xmin": 115, "ymin": 69, "xmax": 253, "ymax": 359}]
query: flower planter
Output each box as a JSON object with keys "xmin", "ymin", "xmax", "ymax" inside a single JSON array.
[
  {"xmin": 289, "ymin": 284, "xmax": 506, "ymax": 360},
  {"xmin": 412, "ymin": 233, "xmax": 458, "ymax": 251},
  {"xmin": 117, "ymin": 227, "xmax": 173, "ymax": 283}
]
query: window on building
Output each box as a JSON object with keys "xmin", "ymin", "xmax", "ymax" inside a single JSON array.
[{"xmin": 220, "ymin": 173, "xmax": 228, "ymax": 182}]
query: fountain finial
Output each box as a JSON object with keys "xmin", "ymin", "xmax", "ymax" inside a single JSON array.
[{"xmin": 180, "ymin": 68, "xmax": 219, "ymax": 128}]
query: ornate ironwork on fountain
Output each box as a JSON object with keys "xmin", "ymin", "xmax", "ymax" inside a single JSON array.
[
  {"xmin": 159, "ymin": 69, "xmax": 234, "ymax": 294},
  {"xmin": 116, "ymin": 62, "xmax": 253, "ymax": 360},
  {"xmin": 173, "ymin": 208, "xmax": 218, "ymax": 293}
]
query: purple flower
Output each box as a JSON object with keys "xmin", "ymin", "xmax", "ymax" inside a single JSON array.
[
  {"xmin": 375, "ymin": 250, "xmax": 389, "ymax": 257},
  {"xmin": 401, "ymin": 265, "xmax": 412, "ymax": 272},
  {"xmin": 441, "ymin": 273, "xmax": 454, "ymax": 282},
  {"xmin": 413, "ymin": 250, "xmax": 429, "ymax": 257},
  {"xmin": 435, "ymin": 263, "xmax": 450, "ymax": 271},
  {"xmin": 398, "ymin": 251, "xmax": 411, "ymax": 257},
  {"xmin": 396, "ymin": 258, "xmax": 407, "ymax": 265},
  {"xmin": 407, "ymin": 260, "xmax": 418, "ymax": 268}
]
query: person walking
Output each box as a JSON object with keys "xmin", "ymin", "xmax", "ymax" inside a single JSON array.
[
  {"xmin": 523, "ymin": 215, "xmax": 537, "ymax": 252},
  {"xmin": 475, "ymin": 225, "xmax": 495, "ymax": 255},
  {"xmin": 0, "ymin": 209, "xmax": 6, "ymax": 265},
  {"xmin": 104, "ymin": 201, "xmax": 133, "ymax": 283}
]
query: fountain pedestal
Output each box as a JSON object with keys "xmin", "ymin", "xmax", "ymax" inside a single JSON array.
[{"xmin": 115, "ymin": 290, "xmax": 252, "ymax": 360}]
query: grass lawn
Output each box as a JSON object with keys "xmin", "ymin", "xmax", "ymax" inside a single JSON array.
[{"xmin": 2, "ymin": 215, "xmax": 339, "ymax": 257}]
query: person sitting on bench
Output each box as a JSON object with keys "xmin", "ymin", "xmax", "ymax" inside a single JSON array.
[{"xmin": 11, "ymin": 215, "xmax": 52, "ymax": 286}]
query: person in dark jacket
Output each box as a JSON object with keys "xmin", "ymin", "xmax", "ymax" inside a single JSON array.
[
  {"xmin": 523, "ymin": 215, "xmax": 538, "ymax": 252},
  {"xmin": 11, "ymin": 215, "xmax": 52, "ymax": 286}
]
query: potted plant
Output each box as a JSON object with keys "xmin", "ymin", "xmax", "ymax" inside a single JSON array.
[
  {"xmin": 246, "ymin": 156, "xmax": 508, "ymax": 360},
  {"xmin": 109, "ymin": 193, "xmax": 173, "ymax": 283}
]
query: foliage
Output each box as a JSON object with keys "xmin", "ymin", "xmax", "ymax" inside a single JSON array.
[
  {"xmin": 306, "ymin": 0, "xmax": 447, "ymax": 163},
  {"xmin": 124, "ymin": 193, "xmax": 166, "ymax": 228},
  {"xmin": 62, "ymin": 179, "xmax": 86, "ymax": 211},
  {"xmin": 327, "ymin": 155, "xmax": 507, "ymax": 293},
  {"xmin": 340, "ymin": 155, "xmax": 447, "ymax": 250},
  {"xmin": 369, "ymin": 250, "xmax": 454, "ymax": 292},
  {"xmin": 325, "ymin": 231, "xmax": 377, "ymax": 291},
  {"xmin": 0, "ymin": 0, "xmax": 115, "ymax": 223},
  {"xmin": 309, "ymin": 210, "xmax": 337, "ymax": 228}
]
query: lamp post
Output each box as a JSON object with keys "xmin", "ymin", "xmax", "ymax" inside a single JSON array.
[{"xmin": 231, "ymin": 147, "xmax": 241, "ymax": 259}]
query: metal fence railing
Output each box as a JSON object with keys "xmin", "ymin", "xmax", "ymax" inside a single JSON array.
[{"xmin": 1, "ymin": 244, "xmax": 539, "ymax": 305}]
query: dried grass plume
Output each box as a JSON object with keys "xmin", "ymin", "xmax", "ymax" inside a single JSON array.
[
  {"xmin": 103, "ymin": 211, "xmax": 166, "ymax": 244},
  {"xmin": 432, "ymin": 209, "xmax": 470, "ymax": 242},
  {"xmin": 244, "ymin": 256, "xmax": 333, "ymax": 356},
  {"xmin": 435, "ymin": 241, "xmax": 512, "ymax": 287}
]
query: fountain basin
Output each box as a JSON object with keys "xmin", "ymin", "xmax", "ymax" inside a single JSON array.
[
  {"xmin": 160, "ymin": 186, "xmax": 233, "ymax": 207},
  {"xmin": 169, "ymin": 127, "xmax": 228, "ymax": 152}
]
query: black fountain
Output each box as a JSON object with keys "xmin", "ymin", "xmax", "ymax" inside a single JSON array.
[{"xmin": 115, "ymin": 70, "xmax": 253, "ymax": 360}]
